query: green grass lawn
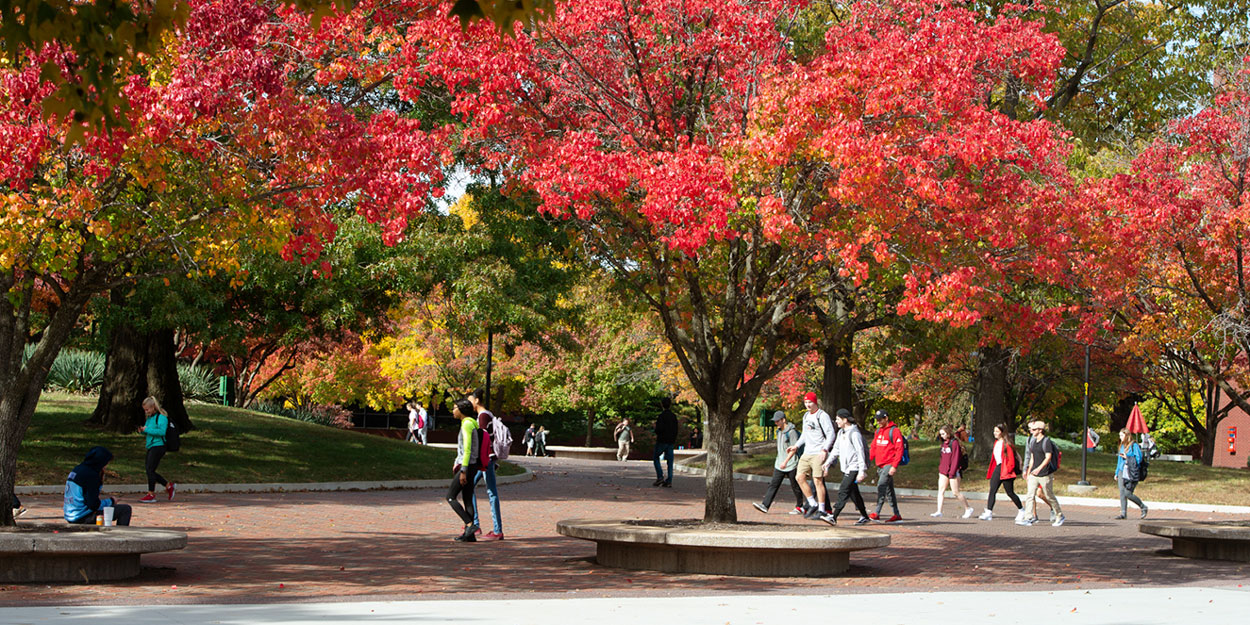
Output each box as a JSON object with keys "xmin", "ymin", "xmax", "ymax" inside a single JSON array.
[
  {"xmin": 15, "ymin": 394, "xmax": 522, "ymax": 486},
  {"xmin": 725, "ymin": 438, "xmax": 1250, "ymax": 507}
]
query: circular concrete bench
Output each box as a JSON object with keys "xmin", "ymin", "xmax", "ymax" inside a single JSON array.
[
  {"xmin": 556, "ymin": 518, "xmax": 889, "ymax": 577},
  {"xmin": 1139, "ymin": 520, "xmax": 1250, "ymax": 563},
  {"xmin": 0, "ymin": 524, "xmax": 187, "ymax": 583}
]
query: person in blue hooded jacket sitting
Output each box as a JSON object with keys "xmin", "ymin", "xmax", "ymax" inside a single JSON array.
[{"xmin": 63, "ymin": 446, "xmax": 132, "ymax": 526}]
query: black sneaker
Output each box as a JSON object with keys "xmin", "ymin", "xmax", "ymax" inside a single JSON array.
[
  {"xmin": 854, "ymin": 516, "xmax": 871, "ymax": 525},
  {"xmin": 454, "ymin": 533, "xmax": 477, "ymax": 542},
  {"xmin": 820, "ymin": 513, "xmax": 837, "ymax": 526},
  {"xmin": 752, "ymin": 502, "xmax": 768, "ymax": 514},
  {"xmin": 803, "ymin": 506, "xmax": 821, "ymax": 520},
  {"xmin": 652, "ymin": 479, "xmax": 664, "ymax": 486},
  {"xmin": 661, "ymin": 481, "xmax": 672, "ymax": 488}
]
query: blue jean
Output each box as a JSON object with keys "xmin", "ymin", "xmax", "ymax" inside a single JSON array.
[
  {"xmin": 653, "ymin": 443, "xmax": 675, "ymax": 482},
  {"xmin": 471, "ymin": 459, "xmax": 501, "ymax": 534}
]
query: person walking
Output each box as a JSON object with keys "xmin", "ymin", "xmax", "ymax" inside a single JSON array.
[
  {"xmin": 932, "ymin": 424, "xmax": 974, "ymax": 518},
  {"xmin": 819, "ymin": 409, "xmax": 871, "ymax": 526},
  {"xmin": 535, "ymin": 426, "xmax": 549, "ymax": 457},
  {"xmin": 979, "ymin": 423, "xmax": 1025, "ymax": 521},
  {"xmin": 869, "ymin": 409, "xmax": 905, "ymax": 522},
  {"xmin": 63, "ymin": 446, "xmax": 132, "ymax": 526},
  {"xmin": 786, "ymin": 392, "xmax": 836, "ymax": 519},
  {"xmin": 1018, "ymin": 420, "xmax": 1065, "ymax": 527},
  {"xmin": 752, "ymin": 411, "xmax": 805, "ymax": 515},
  {"xmin": 446, "ymin": 398, "xmax": 481, "ymax": 542},
  {"xmin": 406, "ymin": 401, "xmax": 423, "ymax": 444},
  {"xmin": 137, "ymin": 396, "xmax": 175, "ymax": 504},
  {"xmin": 10, "ymin": 492, "xmax": 25, "ymax": 519},
  {"xmin": 615, "ymin": 418, "xmax": 634, "ymax": 461},
  {"xmin": 1114, "ymin": 428, "xmax": 1148, "ymax": 520},
  {"xmin": 523, "ymin": 424, "xmax": 536, "ymax": 456},
  {"xmin": 468, "ymin": 388, "xmax": 507, "ymax": 541},
  {"xmin": 653, "ymin": 398, "xmax": 679, "ymax": 487},
  {"xmin": 1085, "ymin": 427, "xmax": 1100, "ymax": 453}
]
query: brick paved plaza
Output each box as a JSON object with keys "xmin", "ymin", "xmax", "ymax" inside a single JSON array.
[{"xmin": 3, "ymin": 456, "xmax": 1247, "ymax": 606}]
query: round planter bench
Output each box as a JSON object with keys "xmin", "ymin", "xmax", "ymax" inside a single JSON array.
[
  {"xmin": 1139, "ymin": 520, "xmax": 1250, "ymax": 563},
  {"xmin": 556, "ymin": 518, "xmax": 889, "ymax": 577},
  {"xmin": 0, "ymin": 524, "xmax": 187, "ymax": 583}
]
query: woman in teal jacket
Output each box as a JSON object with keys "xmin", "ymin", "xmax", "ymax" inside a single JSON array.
[
  {"xmin": 138, "ymin": 396, "xmax": 175, "ymax": 503},
  {"xmin": 1114, "ymin": 429, "xmax": 1147, "ymax": 520}
]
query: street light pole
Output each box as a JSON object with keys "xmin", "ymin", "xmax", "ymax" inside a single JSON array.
[{"xmin": 1078, "ymin": 343, "xmax": 1091, "ymax": 486}]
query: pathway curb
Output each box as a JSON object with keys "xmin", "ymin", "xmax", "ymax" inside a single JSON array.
[{"xmin": 14, "ymin": 465, "xmax": 534, "ymax": 496}]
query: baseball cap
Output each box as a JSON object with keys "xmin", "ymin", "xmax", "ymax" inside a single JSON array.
[
  {"xmin": 772, "ymin": 411, "xmax": 787, "ymax": 422},
  {"xmin": 803, "ymin": 392, "xmax": 817, "ymax": 402},
  {"xmin": 874, "ymin": 409, "xmax": 888, "ymax": 420},
  {"xmin": 835, "ymin": 408, "xmax": 850, "ymax": 418}
]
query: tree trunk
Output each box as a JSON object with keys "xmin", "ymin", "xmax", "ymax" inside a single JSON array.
[
  {"xmin": 821, "ymin": 330, "xmax": 855, "ymax": 415},
  {"xmin": 146, "ymin": 328, "xmax": 192, "ymax": 432},
  {"xmin": 703, "ymin": 401, "xmax": 737, "ymax": 523},
  {"xmin": 1201, "ymin": 421, "xmax": 1218, "ymax": 466},
  {"xmin": 585, "ymin": 407, "xmax": 595, "ymax": 447},
  {"xmin": 973, "ymin": 346, "xmax": 1009, "ymax": 461},
  {"xmin": 89, "ymin": 309, "xmax": 150, "ymax": 433}
]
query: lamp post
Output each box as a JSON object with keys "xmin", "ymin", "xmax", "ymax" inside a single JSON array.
[{"xmin": 1078, "ymin": 344, "xmax": 1091, "ymax": 486}]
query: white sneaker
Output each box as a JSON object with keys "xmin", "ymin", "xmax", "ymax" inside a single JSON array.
[
  {"xmin": 1015, "ymin": 518, "xmax": 1035, "ymax": 526},
  {"xmin": 978, "ymin": 510, "xmax": 993, "ymax": 521},
  {"xmin": 1052, "ymin": 515, "xmax": 1066, "ymax": 527},
  {"xmin": 930, "ymin": 512, "xmax": 943, "ymax": 517},
  {"xmin": 962, "ymin": 507, "xmax": 975, "ymax": 519},
  {"xmin": 1014, "ymin": 509, "xmax": 1026, "ymax": 522}
]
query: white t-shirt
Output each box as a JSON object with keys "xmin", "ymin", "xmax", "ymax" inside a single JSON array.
[{"xmin": 993, "ymin": 439, "xmax": 1004, "ymax": 465}]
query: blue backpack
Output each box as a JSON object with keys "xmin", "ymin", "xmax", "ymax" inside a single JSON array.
[{"xmin": 894, "ymin": 426, "xmax": 910, "ymax": 466}]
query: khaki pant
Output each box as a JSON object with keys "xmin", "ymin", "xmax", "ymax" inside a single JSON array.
[
  {"xmin": 617, "ymin": 440, "xmax": 631, "ymax": 461},
  {"xmin": 1023, "ymin": 473, "xmax": 1063, "ymax": 519},
  {"xmin": 796, "ymin": 454, "xmax": 826, "ymax": 479}
]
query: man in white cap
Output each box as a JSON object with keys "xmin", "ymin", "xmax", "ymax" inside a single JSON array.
[
  {"xmin": 786, "ymin": 392, "xmax": 836, "ymax": 519},
  {"xmin": 752, "ymin": 411, "xmax": 805, "ymax": 515}
]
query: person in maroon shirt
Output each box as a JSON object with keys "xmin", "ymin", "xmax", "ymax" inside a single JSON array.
[{"xmin": 931, "ymin": 425, "xmax": 974, "ymax": 518}]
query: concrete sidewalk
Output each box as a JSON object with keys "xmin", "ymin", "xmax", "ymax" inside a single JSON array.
[{"xmin": 4, "ymin": 587, "xmax": 1247, "ymax": 624}]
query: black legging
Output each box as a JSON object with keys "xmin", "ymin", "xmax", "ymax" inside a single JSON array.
[
  {"xmin": 987, "ymin": 464, "xmax": 1022, "ymax": 511},
  {"xmin": 831, "ymin": 471, "xmax": 869, "ymax": 520},
  {"xmin": 146, "ymin": 445, "xmax": 168, "ymax": 492},
  {"xmin": 446, "ymin": 467, "xmax": 479, "ymax": 526}
]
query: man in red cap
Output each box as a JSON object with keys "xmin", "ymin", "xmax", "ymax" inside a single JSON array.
[{"xmin": 786, "ymin": 392, "xmax": 836, "ymax": 519}]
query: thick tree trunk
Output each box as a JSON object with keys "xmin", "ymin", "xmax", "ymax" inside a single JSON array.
[
  {"xmin": 821, "ymin": 330, "xmax": 855, "ymax": 415},
  {"xmin": 89, "ymin": 314, "xmax": 150, "ymax": 433},
  {"xmin": 147, "ymin": 328, "xmax": 192, "ymax": 432},
  {"xmin": 973, "ymin": 346, "xmax": 1009, "ymax": 461},
  {"xmin": 1201, "ymin": 422, "xmax": 1218, "ymax": 466},
  {"xmin": 703, "ymin": 402, "xmax": 737, "ymax": 523}
]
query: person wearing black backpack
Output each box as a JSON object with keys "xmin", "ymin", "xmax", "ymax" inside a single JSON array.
[
  {"xmin": 137, "ymin": 396, "xmax": 176, "ymax": 504},
  {"xmin": 1114, "ymin": 429, "xmax": 1148, "ymax": 520},
  {"xmin": 932, "ymin": 425, "xmax": 974, "ymax": 519},
  {"xmin": 1019, "ymin": 420, "xmax": 1064, "ymax": 527}
]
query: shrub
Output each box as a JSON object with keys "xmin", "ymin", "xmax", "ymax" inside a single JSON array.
[
  {"xmin": 178, "ymin": 363, "xmax": 221, "ymax": 402},
  {"xmin": 44, "ymin": 349, "xmax": 106, "ymax": 393},
  {"xmin": 249, "ymin": 399, "xmax": 353, "ymax": 429}
]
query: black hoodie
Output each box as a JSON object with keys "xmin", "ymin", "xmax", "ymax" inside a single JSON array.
[{"xmin": 64, "ymin": 446, "xmax": 113, "ymax": 522}]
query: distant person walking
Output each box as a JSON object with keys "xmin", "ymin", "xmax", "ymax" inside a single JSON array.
[
  {"xmin": 10, "ymin": 493, "xmax": 25, "ymax": 519},
  {"xmin": 446, "ymin": 398, "xmax": 481, "ymax": 542},
  {"xmin": 615, "ymin": 418, "xmax": 634, "ymax": 461},
  {"xmin": 535, "ymin": 426, "xmax": 549, "ymax": 457},
  {"xmin": 932, "ymin": 425, "xmax": 974, "ymax": 518},
  {"xmin": 788, "ymin": 392, "xmax": 835, "ymax": 519},
  {"xmin": 407, "ymin": 401, "xmax": 427, "ymax": 444},
  {"xmin": 137, "ymin": 396, "xmax": 175, "ymax": 504},
  {"xmin": 653, "ymin": 398, "xmax": 678, "ymax": 487},
  {"xmin": 979, "ymin": 423, "xmax": 1024, "ymax": 521},
  {"xmin": 752, "ymin": 411, "xmax": 805, "ymax": 515},
  {"xmin": 523, "ymin": 424, "xmax": 537, "ymax": 456},
  {"xmin": 1114, "ymin": 429, "xmax": 1148, "ymax": 520},
  {"xmin": 820, "ymin": 409, "xmax": 871, "ymax": 526},
  {"xmin": 1085, "ymin": 427, "xmax": 1100, "ymax": 453},
  {"xmin": 1018, "ymin": 420, "xmax": 1065, "ymax": 527},
  {"xmin": 469, "ymin": 388, "xmax": 508, "ymax": 541},
  {"xmin": 869, "ymin": 409, "xmax": 905, "ymax": 522}
]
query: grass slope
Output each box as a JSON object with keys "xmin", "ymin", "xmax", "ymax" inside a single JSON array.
[
  {"xmin": 727, "ymin": 438, "xmax": 1250, "ymax": 507},
  {"xmin": 16, "ymin": 394, "xmax": 522, "ymax": 486}
]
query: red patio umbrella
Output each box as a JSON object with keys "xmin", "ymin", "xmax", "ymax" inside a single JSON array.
[{"xmin": 1126, "ymin": 404, "xmax": 1150, "ymax": 434}]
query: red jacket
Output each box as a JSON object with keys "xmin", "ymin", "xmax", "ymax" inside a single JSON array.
[
  {"xmin": 870, "ymin": 421, "xmax": 905, "ymax": 468},
  {"xmin": 985, "ymin": 439, "xmax": 1018, "ymax": 480}
]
